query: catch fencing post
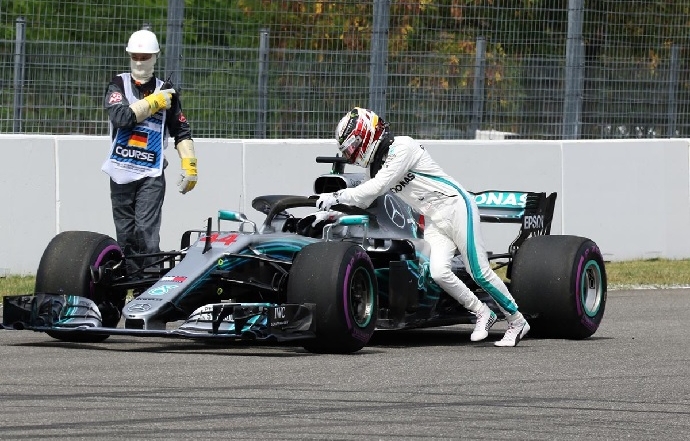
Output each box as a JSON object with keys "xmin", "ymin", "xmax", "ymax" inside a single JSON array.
[
  {"xmin": 470, "ymin": 37, "xmax": 487, "ymax": 138},
  {"xmin": 369, "ymin": 0, "xmax": 389, "ymax": 118},
  {"xmin": 562, "ymin": 0, "xmax": 584, "ymax": 139},
  {"xmin": 165, "ymin": 0, "xmax": 185, "ymax": 88},
  {"xmin": 667, "ymin": 44, "xmax": 680, "ymax": 138},
  {"xmin": 13, "ymin": 17, "xmax": 26, "ymax": 133},
  {"xmin": 256, "ymin": 28, "xmax": 269, "ymax": 139}
]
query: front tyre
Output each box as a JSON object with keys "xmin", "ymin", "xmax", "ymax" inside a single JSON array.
[
  {"xmin": 35, "ymin": 231, "xmax": 127, "ymax": 342},
  {"xmin": 510, "ymin": 235, "xmax": 607, "ymax": 339},
  {"xmin": 288, "ymin": 241, "xmax": 377, "ymax": 354}
]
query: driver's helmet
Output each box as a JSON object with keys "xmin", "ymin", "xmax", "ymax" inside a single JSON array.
[{"xmin": 335, "ymin": 107, "xmax": 387, "ymax": 168}]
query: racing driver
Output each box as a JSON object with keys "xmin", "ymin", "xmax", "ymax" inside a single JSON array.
[{"xmin": 316, "ymin": 107, "xmax": 530, "ymax": 347}]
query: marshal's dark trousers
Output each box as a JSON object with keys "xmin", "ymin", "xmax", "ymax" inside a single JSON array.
[{"xmin": 110, "ymin": 173, "xmax": 166, "ymax": 275}]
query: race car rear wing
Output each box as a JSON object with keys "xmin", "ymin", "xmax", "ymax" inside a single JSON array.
[{"xmin": 474, "ymin": 190, "xmax": 557, "ymax": 253}]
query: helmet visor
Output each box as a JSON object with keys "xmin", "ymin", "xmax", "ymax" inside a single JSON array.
[{"xmin": 339, "ymin": 134, "xmax": 362, "ymax": 163}]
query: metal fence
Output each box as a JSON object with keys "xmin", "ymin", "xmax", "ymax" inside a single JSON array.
[{"xmin": 2, "ymin": 0, "xmax": 690, "ymax": 140}]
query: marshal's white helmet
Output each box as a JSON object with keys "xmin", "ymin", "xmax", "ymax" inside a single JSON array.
[
  {"xmin": 126, "ymin": 29, "xmax": 160, "ymax": 54},
  {"xmin": 335, "ymin": 107, "xmax": 387, "ymax": 168}
]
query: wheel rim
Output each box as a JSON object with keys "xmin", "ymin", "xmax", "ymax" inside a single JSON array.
[
  {"xmin": 580, "ymin": 260, "xmax": 603, "ymax": 317},
  {"xmin": 90, "ymin": 244, "xmax": 125, "ymax": 298},
  {"xmin": 349, "ymin": 267, "xmax": 374, "ymax": 327}
]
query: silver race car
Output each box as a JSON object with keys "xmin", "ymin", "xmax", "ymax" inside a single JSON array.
[{"xmin": 2, "ymin": 157, "xmax": 606, "ymax": 353}]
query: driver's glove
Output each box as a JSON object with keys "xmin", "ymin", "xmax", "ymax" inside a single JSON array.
[
  {"xmin": 316, "ymin": 192, "xmax": 340, "ymax": 211},
  {"xmin": 297, "ymin": 210, "xmax": 342, "ymax": 237},
  {"xmin": 309, "ymin": 210, "xmax": 342, "ymax": 226}
]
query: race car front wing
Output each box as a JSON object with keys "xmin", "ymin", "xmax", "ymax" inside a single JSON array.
[{"xmin": 1, "ymin": 293, "xmax": 316, "ymax": 343}]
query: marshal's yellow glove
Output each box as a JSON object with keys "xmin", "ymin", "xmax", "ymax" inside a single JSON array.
[
  {"xmin": 145, "ymin": 88, "xmax": 175, "ymax": 112},
  {"xmin": 129, "ymin": 88, "xmax": 176, "ymax": 122},
  {"xmin": 176, "ymin": 139, "xmax": 197, "ymax": 194}
]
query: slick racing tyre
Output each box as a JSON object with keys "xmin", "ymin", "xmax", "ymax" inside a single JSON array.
[
  {"xmin": 287, "ymin": 241, "xmax": 377, "ymax": 354},
  {"xmin": 35, "ymin": 231, "xmax": 127, "ymax": 343},
  {"xmin": 510, "ymin": 235, "xmax": 607, "ymax": 339}
]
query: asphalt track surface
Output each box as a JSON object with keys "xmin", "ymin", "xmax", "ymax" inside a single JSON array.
[{"xmin": 0, "ymin": 288, "xmax": 688, "ymax": 441}]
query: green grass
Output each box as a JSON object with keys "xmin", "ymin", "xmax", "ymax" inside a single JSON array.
[
  {"xmin": 1, "ymin": 275, "xmax": 35, "ymax": 296},
  {"xmin": 1, "ymin": 259, "xmax": 690, "ymax": 297},
  {"xmin": 604, "ymin": 258, "xmax": 690, "ymax": 288},
  {"xmin": 494, "ymin": 258, "xmax": 690, "ymax": 289}
]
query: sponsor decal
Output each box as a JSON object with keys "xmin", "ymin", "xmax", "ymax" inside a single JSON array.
[
  {"xmin": 127, "ymin": 303, "xmax": 151, "ymax": 312},
  {"xmin": 273, "ymin": 306, "xmax": 286, "ymax": 320},
  {"xmin": 384, "ymin": 194, "xmax": 407, "ymax": 228},
  {"xmin": 161, "ymin": 276, "xmax": 187, "ymax": 283},
  {"xmin": 270, "ymin": 307, "xmax": 290, "ymax": 326},
  {"xmin": 389, "ymin": 172, "xmax": 415, "ymax": 193},
  {"xmin": 108, "ymin": 92, "xmax": 123, "ymax": 104},
  {"xmin": 195, "ymin": 313, "xmax": 215, "ymax": 321},
  {"xmin": 523, "ymin": 214, "xmax": 544, "ymax": 230},
  {"xmin": 147, "ymin": 284, "xmax": 179, "ymax": 296},
  {"xmin": 474, "ymin": 192, "xmax": 527, "ymax": 208}
]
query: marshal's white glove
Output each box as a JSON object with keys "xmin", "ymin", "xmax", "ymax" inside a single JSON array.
[{"xmin": 316, "ymin": 192, "xmax": 339, "ymax": 211}]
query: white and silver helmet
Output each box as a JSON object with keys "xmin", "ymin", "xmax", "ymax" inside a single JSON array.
[{"xmin": 335, "ymin": 107, "xmax": 388, "ymax": 168}]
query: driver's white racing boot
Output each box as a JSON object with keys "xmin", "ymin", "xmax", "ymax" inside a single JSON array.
[
  {"xmin": 495, "ymin": 318, "xmax": 530, "ymax": 347},
  {"xmin": 470, "ymin": 303, "xmax": 497, "ymax": 341}
]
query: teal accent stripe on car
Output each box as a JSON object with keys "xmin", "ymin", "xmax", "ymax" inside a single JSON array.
[
  {"xmin": 178, "ymin": 238, "xmax": 312, "ymax": 304},
  {"xmin": 241, "ymin": 314, "xmax": 266, "ymax": 332},
  {"xmin": 55, "ymin": 295, "xmax": 78, "ymax": 325},
  {"xmin": 412, "ymin": 172, "xmax": 518, "ymax": 314}
]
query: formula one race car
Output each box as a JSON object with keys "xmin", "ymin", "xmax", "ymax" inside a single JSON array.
[{"xmin": 2, "ymin": 157, "xmax": 607, "ymax": 353}]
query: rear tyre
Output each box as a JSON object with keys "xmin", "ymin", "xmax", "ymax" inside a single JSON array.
[
  {"xmin": 510, "ymin": 235, "xmax": 606, "ymax": 339},
  {"xmin": 288, "ymin": 241, "xmax": 377, "ymax": 354},
  {"xmin": 35, "ymin": 231, "xmax": 127, "ymax": 343}
]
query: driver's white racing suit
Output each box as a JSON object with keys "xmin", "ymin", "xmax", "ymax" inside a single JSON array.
[{"xmin": 334, "ymin": 136, "xmax": 523, "ymax": 321}]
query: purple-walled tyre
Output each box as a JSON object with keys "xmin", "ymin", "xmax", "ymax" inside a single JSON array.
[
  {"xmin": 35, "ymin": 231, "xmax": 127, "ymax": 342},
  {"xmin": 287, "ymin": 241, "xmax": 377, "ymax": 354},
  {"xmin": 510, "ymin": 235, "xmax": 607, "ymax": 339}
]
